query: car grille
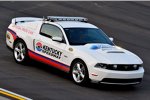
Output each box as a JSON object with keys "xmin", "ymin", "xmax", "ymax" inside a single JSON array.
[{"xmin": 106, "ymin": 64, "xmax": 140, "ymax": 71}]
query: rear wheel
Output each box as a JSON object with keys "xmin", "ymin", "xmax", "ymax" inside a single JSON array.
[
  {"xmin": 71, "ymin": 60, "xmax": 89, "ymax": 85},
  {"xmin": 13, "ymin": 40, "xmax": 28, "ymax": 64}
]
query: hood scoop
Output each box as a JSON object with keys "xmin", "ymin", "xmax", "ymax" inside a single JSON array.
[{"xmin": 107, "ymin": 51, "xmax": 125, "ymax": 53}]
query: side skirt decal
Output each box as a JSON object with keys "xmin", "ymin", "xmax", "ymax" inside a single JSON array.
[{"xmin": 28, "ymin": 50, "xmax": 70, "ymax": 72}]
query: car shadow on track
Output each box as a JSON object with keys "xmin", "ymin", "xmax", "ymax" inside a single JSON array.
[
  {"xmin": 26, "ymin": 59, "xmax": 142, "ymax": 92},
  {"xmin": 27, "ymin": 59, "xmax": 71, "ymax": 80},
  {"xmin": 83, "ymin": 83, "xmax": 141, "ymax": 92}
]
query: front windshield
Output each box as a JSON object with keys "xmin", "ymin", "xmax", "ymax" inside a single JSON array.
[{"xmin": 64, "ymin": 28, "xmax": 114, "ymax": 45}]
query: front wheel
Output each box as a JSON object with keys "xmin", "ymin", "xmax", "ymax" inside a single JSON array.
[
  {"xmin": 13, "ymin": 40, "xmax": 28, "ymax": 64},
  {"xmin": 71, "ymin": 60, "xmax": 89, "ymax": 85}
]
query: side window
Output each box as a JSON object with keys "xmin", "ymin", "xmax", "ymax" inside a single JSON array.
[{"xmin": 40, "ymin": 24, "xmax": 63, "ymax": 38}]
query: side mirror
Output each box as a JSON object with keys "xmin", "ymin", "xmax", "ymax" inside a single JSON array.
[
  {"xmin": 52, "ymin": 37, "xmax": 62, "ymax": 42},
  {"xmin": 109, "ymin": 37, "xmax": 114, "ymax": 42}
]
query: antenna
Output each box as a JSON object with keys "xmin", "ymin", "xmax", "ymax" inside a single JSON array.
[
  {"xmin": 15, "ymin": 18, "xmax": 16, "ymax": 25},
  {"xmin": 42, "ymin": 16, "xmax": 46, "ymax": 23},
  {"xmin": 42, "ymin": 16, "xmax": 44, "ymax": 20}
]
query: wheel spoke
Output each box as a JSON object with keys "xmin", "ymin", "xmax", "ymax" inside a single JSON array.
[
  {"xmin": 76, "ymin": 74, "xmax": 81, "ymax": 82},
  {"xmin": 21, "ymin": 48, "xmax": 25, "ymax": 54},
  {"xmin": 20, "ymin": 53, "xmax": 24, "ymax": 59},
  {"xmin": 15, "ymin": 48, "xmax": 20, "ymax": 52},
  {"xmin": 17, "ymin": 53, "xmax": 21, "ymax": 59},
  {"xmin": 80, "ymin": 73, "xmax": 85, "ymax": 78},
  {"xmin": 73, "ymin": 70, "xmax": 78, "ymax": 75},
  {"xmin": 19, "ymin": 43, "xmax": 23, "ymax": 50},
  {"xmin": 77, "ymin": 63, "xmax": 81, "ymax": 71}
]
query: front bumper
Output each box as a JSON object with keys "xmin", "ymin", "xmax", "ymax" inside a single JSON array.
[
  {"xmin": 99, "ymin": 78, "xmax": 142, "ymax": 85},
  {"xmin": 89, "ymin": 67, "xmax": 144, "ymax": 85}
]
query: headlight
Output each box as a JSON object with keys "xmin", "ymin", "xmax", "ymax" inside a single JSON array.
[
  {"xmin": 95, "ymin": 63, "xmax": 117, "ymax": 69},
  {"xmin": 95, "ymin": 63, "xmax": 107, "ymax": 69}
]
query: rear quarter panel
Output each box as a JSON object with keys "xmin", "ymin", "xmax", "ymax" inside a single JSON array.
[{"xmin": 7, "ymin": 21, "xmax": 42, "ymax": 50}]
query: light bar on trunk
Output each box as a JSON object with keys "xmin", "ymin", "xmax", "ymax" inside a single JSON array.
[{"xmin": 47, "ymin": 16, "xmax": 88, "ymax": 22}]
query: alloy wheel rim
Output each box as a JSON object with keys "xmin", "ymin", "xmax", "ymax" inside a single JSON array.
[
  {"xmin": 14, "ymin": 42, "xmax": 26, "ymax": 62},
  {"xmin": 72, "ymin": 62, "xmax": 85, "ymax": 83}
]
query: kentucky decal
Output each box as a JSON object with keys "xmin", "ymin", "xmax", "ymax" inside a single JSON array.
[
  {"xmin": 36, "ymin": 42, "xmax": 43, "ymax": 52},
  {"xmin": 35, "ymin": 42, "xmax": 62, "ymax": 59}
]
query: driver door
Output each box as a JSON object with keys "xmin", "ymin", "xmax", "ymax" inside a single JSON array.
[{"xmin": 34, "ymin": 23, "xmax": 70, "ymax": 71}]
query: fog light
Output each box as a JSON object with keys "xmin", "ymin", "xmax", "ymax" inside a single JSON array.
[
  {"xmin": 113, "ymin": 65, "xmax": 117, "ymax": 69},
  {"xmin": 133, "ymin": 65, "xmax": 137, "ymax": 69}
]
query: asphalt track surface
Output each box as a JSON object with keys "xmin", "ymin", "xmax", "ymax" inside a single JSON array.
[{"xmin": 0, "ymin": 1, "xmax": 150, "ymax": 100}]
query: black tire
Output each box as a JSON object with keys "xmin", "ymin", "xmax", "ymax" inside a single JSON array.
[
  {"xmin": 70, "ymin": 60, "xmax": 89, "ymax": 85},
  {"xmin": 13, "ymin": 40, "xmax": 29, "ymax": 64}
]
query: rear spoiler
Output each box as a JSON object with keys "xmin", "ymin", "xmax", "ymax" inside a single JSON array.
[{"xmin": 11, "ymin": 17, "xmax": 42, "ymax": 24}]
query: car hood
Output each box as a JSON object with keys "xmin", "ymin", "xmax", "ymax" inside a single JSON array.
[{"xmin": 73, "ymin": 43, "xmax": 143, "ymax": 64}]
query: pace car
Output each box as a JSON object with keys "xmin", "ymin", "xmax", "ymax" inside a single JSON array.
[{"xmin": 6, "ymin": 16, "xmax": 144, "ymax": 85}]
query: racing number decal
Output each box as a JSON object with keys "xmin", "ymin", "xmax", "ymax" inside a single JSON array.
[{"xmin": 35, "ymin": 41, "xmax": 63, "ymax": 59}]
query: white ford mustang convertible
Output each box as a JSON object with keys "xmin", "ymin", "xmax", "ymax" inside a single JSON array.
[{"xmin": 6, "ymin": 16, "xmax": 144, "ymax": 85}]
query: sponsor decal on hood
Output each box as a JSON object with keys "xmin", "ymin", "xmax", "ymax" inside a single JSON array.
[{"xmin": 90, "ymin": 44, "xmax": 113, "ymax": 50}]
